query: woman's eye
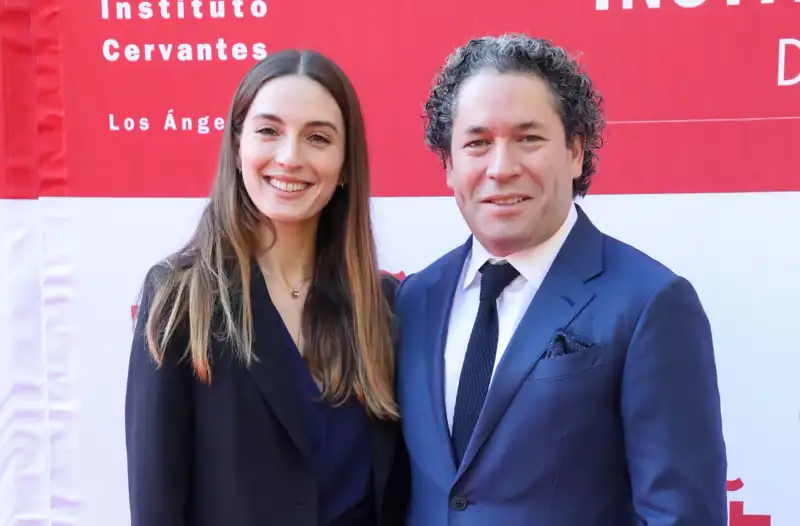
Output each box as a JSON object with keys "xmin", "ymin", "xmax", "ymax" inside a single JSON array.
[{"xmin": 309, "ymin": 133, "xmax": 331, "ymax": 144}]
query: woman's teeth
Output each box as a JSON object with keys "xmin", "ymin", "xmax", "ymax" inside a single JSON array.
[{"xmin": 268, "ymin": 178, "xmax": 310, "ymax": 192}]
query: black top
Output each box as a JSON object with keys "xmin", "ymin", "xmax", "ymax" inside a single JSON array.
[{"xmin": 282, "ymin": 323, "xmax": 374, "ymax": 526}]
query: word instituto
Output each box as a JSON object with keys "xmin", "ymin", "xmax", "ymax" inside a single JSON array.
[{"xmin": 101, "ymin": 0, "xmax": 268, "ymax": 20}]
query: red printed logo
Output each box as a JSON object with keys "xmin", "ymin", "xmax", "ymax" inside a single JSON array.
[
  {"xmin": 727, "ymin": 478, "xmax": 771, "ymax": 525},
  {"xmin": 385, "ymin": 270, "xmax": 406, "ymax": 280}
]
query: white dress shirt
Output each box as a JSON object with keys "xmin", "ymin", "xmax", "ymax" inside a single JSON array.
[{"xmin": 444, "ymin": 203, "xmax": 578, "ymax": 432}]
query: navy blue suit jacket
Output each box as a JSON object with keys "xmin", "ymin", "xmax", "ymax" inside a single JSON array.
[{"xmin": 395, "ymin": 206, "xmax": 727, "ymax": 525}]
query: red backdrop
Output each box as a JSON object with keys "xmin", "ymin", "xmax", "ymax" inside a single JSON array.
[{"xmin": 2, "ymin": 0, "xmax": 791, "ymax": 199}]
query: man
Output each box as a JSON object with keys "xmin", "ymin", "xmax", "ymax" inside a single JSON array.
[{"xmin": 394, "ymin": 34, "xmax": 727, "ymax": 525}]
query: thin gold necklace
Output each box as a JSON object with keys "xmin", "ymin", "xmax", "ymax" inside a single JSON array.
[{"xmin": 261, "ymin": 270, "xmax": 311, "ymax": 299}]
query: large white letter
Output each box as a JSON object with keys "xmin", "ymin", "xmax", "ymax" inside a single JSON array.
[
  {"xmin": 103, "ymin": 39, "xmax": 120, "ymax": 61},
  {"xmin": 597, "ymin": 0, "xmax": 661, "ymax": 9},
  {"xmin": 728, "ymin": 1, "xmax": 800, "ymax": 4},
  {"xmin": 623, "ymin": 0, "xmax": 660, "ymax": 7},
  {"xmin": 778, "ymin": 38, "xmax": 800, "ymax": 86}
]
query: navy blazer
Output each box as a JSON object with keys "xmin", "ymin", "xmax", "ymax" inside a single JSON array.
[
  {"xmin": 125, "ymin": 262, "xmax": 409, "ymax": 526},
  {"xmin": 395, "ymin": 205, "xmax": 727, "ymax": 525}
]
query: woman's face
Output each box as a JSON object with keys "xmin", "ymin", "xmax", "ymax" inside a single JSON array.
[{"xmin": 239, "ymin": 75, "xmax": 346, "ymax": 226}]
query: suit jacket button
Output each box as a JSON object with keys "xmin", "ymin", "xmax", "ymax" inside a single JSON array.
[{"xmin": 450, "ymin": 496, "xmax": 467, "ymax": 510}]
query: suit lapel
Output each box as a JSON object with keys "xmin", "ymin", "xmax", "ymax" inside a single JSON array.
[
  {"xmin": 425, "ymin": 239, "xmax": 472, "ymax": 477},
  {"xmin": 246, "ymin": 260, "xmax": 311, "ymax": 461},
  {"xmin": 455, "ymin": 207, "xmax": 604, "ymax": 479}
]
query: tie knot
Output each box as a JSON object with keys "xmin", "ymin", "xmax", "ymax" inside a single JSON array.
[{"xmin": 479, "ymin": 261, "xmax": 520, "ymax": 302}]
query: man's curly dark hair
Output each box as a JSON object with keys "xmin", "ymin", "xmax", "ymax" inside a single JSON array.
[{"xmin": 423, "ymin": 34, "xmax": 606, "ymax": 197}]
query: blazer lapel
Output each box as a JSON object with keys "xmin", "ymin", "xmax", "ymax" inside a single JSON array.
[
  {"xmin": 424, "ymin": 239, "xmax": 472, "ymax": 477},
  {"xmin": 246, "ymin": 260, "xmax": 311, "ymax": 461},
  {"xmin": 455, "ymin": 207, "xmax": 604, "ymax": 479}
]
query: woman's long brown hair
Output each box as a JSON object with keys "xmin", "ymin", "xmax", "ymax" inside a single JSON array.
[{"xmin": 140, "ymin": 50, "xmax": 398, "ymax": 420}]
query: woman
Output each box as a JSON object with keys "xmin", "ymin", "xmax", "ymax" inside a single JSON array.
[{"xmin": 125, "ymin": 50, "xmax": 408, "ymax": 526}]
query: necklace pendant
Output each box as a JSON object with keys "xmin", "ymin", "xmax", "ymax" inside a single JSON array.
[{"xmin": 291, "ymin": 289, "xmax": 300, "ymax": 299}]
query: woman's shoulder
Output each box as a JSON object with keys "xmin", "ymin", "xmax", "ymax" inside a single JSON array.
[
  {"xmin": 142, "ymin": 252, "xmax": 195, "ymax": 289},
  {"xmin": 380, "ymin": 271, "xmax": 400, "ymax": 292},
  {"xmin": 136, "ymin": 254, "xmax": 199, "ymax": 324},
  {"xmin": 379, "ymin": 272, "xmax": 401, "ymax": 310}
]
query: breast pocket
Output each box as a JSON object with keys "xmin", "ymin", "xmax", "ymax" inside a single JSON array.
[{"xmin": 529, "ymin": 345, "xmax": 607, "ymax": 380}]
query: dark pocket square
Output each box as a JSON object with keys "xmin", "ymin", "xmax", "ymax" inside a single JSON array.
[{"xmin": 545, "ymin": 329, "xmax": 594, "ymax": 359}]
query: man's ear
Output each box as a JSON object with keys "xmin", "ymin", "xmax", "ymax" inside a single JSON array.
[
  {"xmin": 445, "ymin": 158, "xmax": 455, "ymax": 189},
  {"xmin": 569, "ymin": 135, "xmax": 585, "ymax": 180}
]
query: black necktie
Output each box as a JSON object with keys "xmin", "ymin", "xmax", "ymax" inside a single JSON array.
[{"xmin": 451, "ymin": 260, "xmax": 520, "ymax": 465}]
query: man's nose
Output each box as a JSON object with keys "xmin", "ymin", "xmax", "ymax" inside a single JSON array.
[{"xmin": 486, "ymin": 142, "xmax": 521, "ymax": 180}]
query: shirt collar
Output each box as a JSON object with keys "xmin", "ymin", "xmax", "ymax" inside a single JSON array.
[{"xmin": 463, "ymin": 202, "xmax": 578, "ymax": 290}]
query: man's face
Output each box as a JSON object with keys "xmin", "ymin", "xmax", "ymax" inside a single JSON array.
[{"xmin": 447, "ymin": 71, "xmax": 583, "ymax": 256}]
